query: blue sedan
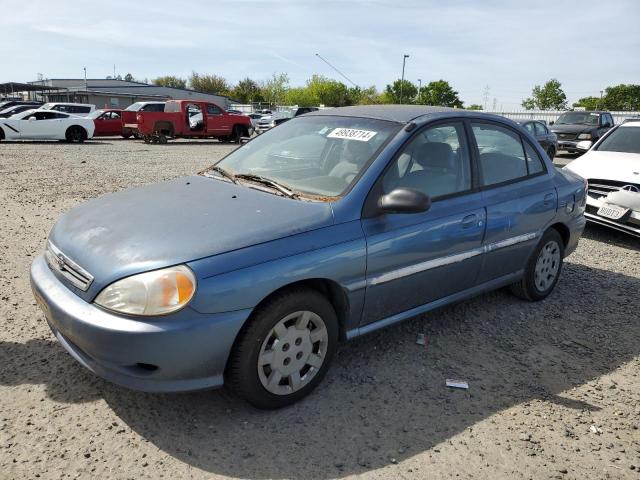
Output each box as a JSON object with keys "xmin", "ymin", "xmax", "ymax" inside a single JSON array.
[{"xmin": 30, "ymin": 106, "xmax": 586, "ymax": 409}]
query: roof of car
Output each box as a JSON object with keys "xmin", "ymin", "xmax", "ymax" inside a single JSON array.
[{"xmin": 307, "ymin": 105, "xmax": 467, "ymax": 123}]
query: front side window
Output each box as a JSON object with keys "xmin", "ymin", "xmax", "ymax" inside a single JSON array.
[
  {"xmin": 534, "ymin": 122, "xmax": 548, "ymax": 135},
  {"xmin": 382, "ymin": 122, "xmax": 471, "ymax": 199},
  {"xmin": 210, "ymin": 116, "xmax": 400, "ymax": 198},
  {"xmin": 523, "ymin": 141, "xmax": 545, "ymax": 174},
  {"xmin": 472, "ymin": 122, "xmax": 528, "ymax": 186},
  {"xmin": 595, "ymin": 126, "xmax": 640, "ymax": 154},
  {"xmin": 206, "ymin": 104, "xmax": 222, "ymax": 115},
  {"xmin": 523, "ymin": 122, "xmax": 535, "ymax": 135}
]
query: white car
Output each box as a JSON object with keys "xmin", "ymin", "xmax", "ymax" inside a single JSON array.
[
  {"xmin": 39, "ymin": 102, "xmax": 96, "ymax": 116},
  {"xmin": 564, "ymin": 120, "xmax": 640, "ymax": 237},
  {"xmin": 0, "ymin": 109, "xmax": 95, "ymax": 143}
]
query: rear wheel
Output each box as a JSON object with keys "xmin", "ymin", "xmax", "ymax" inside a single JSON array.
[
  {"xmin": 227, "ymin": 288, "xmax": 338, "ymax": 409},
  {"xmin": 65, "ymin": 126, "xmax": 86, "ymax": 143},
  {"xmin": 122, "ymin": 128, "xmax": 132, "ymax": 139},
  {"xmin": 510, "ymin": 229, "xmax": 564, "ymax": 301}
]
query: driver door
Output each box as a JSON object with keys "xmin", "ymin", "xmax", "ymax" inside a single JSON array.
[
  {"xmin": 205, "ymin": 103, "xmax": 229, "ymax": 136},
  {"xmin": 360, "ymin": 121, "xmax": 486, "ymax": 326}
]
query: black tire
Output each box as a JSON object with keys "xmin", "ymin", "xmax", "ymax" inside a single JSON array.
[
  {"xmin": 510, "ymin": 228, "xmax": 564, "ymax": 301},
  {"xmin": 546, "ymin": 146, "xmax": 555, "ymax": 160},
  {"xmin": 65, "ymin": 126, "xmax": 86, "ymax": 143},
  {"xmin": 122, "ymin": 128, "xmax": 132, "ymax": 139},
  {"xmin": 232, "ymin": 125, "xmax": 246, "ymax": 143},
  {"xmin": 0, "ymin": 126, "xmax": 4, "ymax": 141},
  {"xmin": 157, "ymin": 134, "xmax": 168, "ymax": 144},
  {"xmin": 227, "ymin": 287, "xmax": 339, "ymax": 409}
]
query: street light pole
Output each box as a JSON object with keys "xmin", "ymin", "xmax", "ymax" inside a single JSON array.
[
  {"xmin": 399, "ymin": 54, "xmax": 409, "ymax": 104},
  {"xmin": 417, "ymin": 78, "xmax": 422, "ymax": 103}
]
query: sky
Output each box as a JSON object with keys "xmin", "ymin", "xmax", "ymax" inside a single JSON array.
[{"xmin": 2, "ymin": 0, "xmax": 639, "ymax": 109}]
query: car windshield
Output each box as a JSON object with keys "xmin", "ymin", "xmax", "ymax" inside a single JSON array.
[
  {"xmin": 86, "ymin": 110, "xmax": 105, "ymax": 119},
  {"xmin": 207, "ymin": 115, "xmax": 400, "ymax": 198},
  {"xmin": 125, "ymin": 102, "xmax": 145, "ymax": 111},
  {"xmin": 595, "ymin": 125, "xmax": 640, "ymax": 154},
  {"xmin": 555, "ymin": 112, "xmax": 600, "ymax": 126}
]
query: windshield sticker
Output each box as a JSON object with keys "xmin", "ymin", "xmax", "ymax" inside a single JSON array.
[
  {"xmin": 327, "ymin": 128, "xmax": 377, "ymax": 142},
  {"xmin": 590, "ymin": 113, "xmax": 599, "ymax": 116}
]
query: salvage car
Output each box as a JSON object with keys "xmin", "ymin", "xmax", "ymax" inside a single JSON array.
[
  {"xmin": 30, "ymin": 106, "xmax": 586, "ymax": 409},
  {"xmin": 0, "ymin": 109, "xmax": 95, "ymax": 142},
  {"xmin": 89, "ymin": 109, "xmax": 125, "ymax": 137},
  {"xmin": 564, "ymin": 120, "xmax": 640, "ymax": 237},
  {"xmin": 255, "ymin": 107, "xmax": 319, "ymax": 134},
  {"xmin": 517, "ymin": 120, "xmax": 558, "ymax": 158},
  {"xmin": 121, "ymin": 101, "xmax": 166, "ymax": 138},
  {"xmin": 550, "ymin": 111, "xmax": 614, "ymax": 153},
  {"xmin": 39, "ymin": 102, "xmax": 96, "ymax": 116},
  {"xmin": 133, "ymin": 100, "xmax": 252, "ymax": 143}
]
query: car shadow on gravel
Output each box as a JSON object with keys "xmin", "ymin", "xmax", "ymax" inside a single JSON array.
[
  {"xmin": 2, "ymin": 262, "xmax": 638, "ymax": 479},
  {"xmin": 1, "ymin": 141, "xmax": 113, "ymax": 146},
  {"xmin": 583, "ymin": 223, "xmax": 639, "ymax": 252}
]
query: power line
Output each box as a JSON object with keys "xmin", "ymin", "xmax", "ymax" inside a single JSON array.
[{"xmin": 314, "ymin": 53, "xmax": 358, "ymax": 88}]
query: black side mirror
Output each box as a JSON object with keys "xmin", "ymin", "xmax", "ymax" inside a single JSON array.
[
  {"xmin": 549, "ymin": 121, "xmax": 555, "ymax": 126},
  {"xmin": 379, "ymin": 188, "xmax": 431, "ymax": 214}
]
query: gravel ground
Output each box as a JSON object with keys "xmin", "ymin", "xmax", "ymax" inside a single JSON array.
[{"xmin": 1, "ymin": 138, "xmax": 639, "ymax": 480}]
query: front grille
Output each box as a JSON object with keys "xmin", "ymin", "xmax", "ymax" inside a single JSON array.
[
  {"xmin": 587, "ymin": 178, "xmax": 640, "ymax": 200},
  {"xmin": 556, "ymin": 132, "xmax": 578, "ymax": 140},
  {"xmin": 45, "ymin": 241, "xmax": 94, "ymax": 291}
]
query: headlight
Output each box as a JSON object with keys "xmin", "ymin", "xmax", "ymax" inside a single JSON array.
[
  {"xmin": 94, "ymin": 265, "xmax": 196, "ymax": 316},
  {"xmin": 270, "ymin": 120, "xmax": 276, "ymax": 127},
  {"xmin": 578, "ymin": 133, "xmax": 592, "ymax": 140}
]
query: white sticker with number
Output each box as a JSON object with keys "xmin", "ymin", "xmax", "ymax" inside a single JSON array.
[{"xmin": 327, "ymin": 128, "xmax": 377, "ymax": 142}]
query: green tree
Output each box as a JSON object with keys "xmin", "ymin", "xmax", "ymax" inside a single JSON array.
[
  {"xmin": 189, "ymin": 72, "xmax": 230, "ymax": 95},
  {"xmin": 231, "ymin": 78, "xmax": 263, "ymax": 103},
  {"xmin": 602, "ymin": 84, "xmax": 640, "ymax": 111},
  {"xmin": 153, "ymin": 75, "xmax": 187, "ymax": 89},
  {"xmin": 467, "ymin": 104, "xmax": 483, "ymax": 110},
  {"xmin": 262, "ymin": 73, "xmax": 290, "ymax": 106},
  {"xmin": 418, "ymin": 80, "xmax": 464, "ymax": 107},
  {"xmin": 306, "ymin": 75, "xmax": 352, "ymax": 106},
  {"xmin": 522, "ymin": 79, "xmax": 567, "ymax": 110},
  {"xmin": 573, "ymin": 96, "xmax": 600, "ymax": 110},
  {"xmin": 124, "ymin": 73, "xmax": 135, "ymax": 82},
  {"xmin": 384, "ymin": 79, "xmax": 418, "ymax": 104}
]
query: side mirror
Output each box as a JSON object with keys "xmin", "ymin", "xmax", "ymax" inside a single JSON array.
[
  {"xmin": 379, "ymin": 188, "xmax": 431, "ymax": 214},
  {"xmin": 549, "ymin": 121, "xmax": 555, "ymax": 126},
  {"xmin": 576, "ymin": 140, "xmax": 592, "ymax": 151},
  {"xmin": 28, "ymin": 116, "xmax": 36, "ymax": 122}
]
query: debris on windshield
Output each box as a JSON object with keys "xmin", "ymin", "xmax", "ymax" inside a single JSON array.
[
  {"xmin": 446, "ymin": 379, "xmax": 469, "ymax": 389},
  {"xmin": 416, "ymin": 333, "xmax": 427, "ymax": 346}
]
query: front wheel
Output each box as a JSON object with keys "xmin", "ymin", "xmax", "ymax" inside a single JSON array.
[
  {"xmin": 510, "ymin": 229, "xmax": 564, "ymax": 301},
  {"xmin": 227, "ymin": 288, "xmax": 338, "ymax": 409}
]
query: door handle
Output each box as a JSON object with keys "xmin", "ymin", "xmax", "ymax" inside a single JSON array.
[
  {"xmin": 461, "ymin": 214, "xmax": 478, "ymax": 228},
  {"xmin": 544, "ymin": 193, "xmax": 555, "ymax": 206}
]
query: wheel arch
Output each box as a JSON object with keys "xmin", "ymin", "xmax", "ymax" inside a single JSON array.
[
  {"xmin": 153, "ymin": 121, "xmax": 175, "ymax": 136},
  {"xmin": 0, "ymin": 125, "xmax": 5, "ymax": 140},
  {"xmin": 548, "ymin": 222, "xmax": 570, "ymax": 248},
  {"xmin": 223, "ymin": 277, "xmax": 350, "ymax": 375}
]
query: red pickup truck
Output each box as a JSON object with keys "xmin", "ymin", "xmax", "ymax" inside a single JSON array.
[{"xmin": 133, "ymin": 100, "xmax": 252, "ymax": 143}]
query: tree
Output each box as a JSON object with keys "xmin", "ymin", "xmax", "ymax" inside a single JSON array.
[
  {"xmin": 153, "ymin": 75, "xmax": 187, "ymax": 89},
  {"xmin": 189, "ymin": 72, "xmax": 230, "ymax": 95},
  {"xmin": 384, "ymin": 79, "xmax": 418, "ymax": 104},
  {"xmin": 124, "ymin": 73, "xmax": 135, "ymax": 82},
  {"xmin": 418, "ymin": 80, "xmax": 464, "ymax": 108},
  {"xmin": 305, "ymin": 75, "xmax": 353, "ymax": 106},
  {"xmin": 467, "ymin": 104, "xmax": 483, "ymax": 110},
  {"xmin": 573, "ymin": 96, "xmax": 600, "ymax": 110},
  {"xmin": 521, "ymin": 79, "xmax": 567, "ymax": 110},
  {"xmin": 231, "ymin": 78, "xmax": 263, "ymax": 103},
  {"xmin": 602, "ymin": 84, "xmax": 640, "ymax": 111},
  {"xmin": 262, "ymin": 73, "xmax": 290, "ymax": 106}
]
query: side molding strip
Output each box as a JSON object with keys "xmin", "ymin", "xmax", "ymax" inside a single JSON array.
[{"xmin": 368, "ymin": 231, "xmax": 539, "ymax": 287}]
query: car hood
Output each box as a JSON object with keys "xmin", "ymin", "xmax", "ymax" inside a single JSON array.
[
  {"xmin": 550, "ymin": 124, "xmax": 594, "ymax": 134},
  {"xmin": 564, "ymin": 151, "xmax": 640, "ymax": 183},
  {"xmin": 48, "ymin": 175, "xmax": 334, "ymax": 298}
]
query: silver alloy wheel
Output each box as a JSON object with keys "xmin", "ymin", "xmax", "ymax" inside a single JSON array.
[
  {"xmin": 534, "ymin": 240, "xmax": 561, "ymax": 292},
  {"xmin": 257, "ymin": 310, "xmax": 328, "ymax": 396}
]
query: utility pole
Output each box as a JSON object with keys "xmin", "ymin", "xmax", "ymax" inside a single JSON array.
[
  {"xmin": 399, "ymin": 54, "xmax": 409, "ymax": 104},
  {"xmin": 483, "ymin": 85, "xmax": 490, "ymax": 110},
  {"xmin": 83, "ymin": 67, "xmax": 87, "ymax": 91}
]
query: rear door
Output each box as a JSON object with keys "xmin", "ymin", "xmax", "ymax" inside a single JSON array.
[
  {"xmin": 361, "ymin": 121, "xmax": 486, "ymax": 325},
  {"xmin": 470, "ymin": 121, "xmax": 557, "ymax": 283}
]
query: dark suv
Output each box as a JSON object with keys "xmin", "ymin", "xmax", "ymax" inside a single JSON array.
[{"xmin": 550, "ymin": 110, "xmax": 614, "ymax": 153}]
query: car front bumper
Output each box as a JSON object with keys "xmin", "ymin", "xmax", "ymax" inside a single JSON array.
[
  {"xmin": 557, "ymin": 140, "xmax": 581, "ymax": 152},
  {"xmin": 584, "ymin": 196, "xmax": 640, "ymax": 237},
  {"xmin": 30, "ymin": 255, "xmax": 251, "ymax": 392}
]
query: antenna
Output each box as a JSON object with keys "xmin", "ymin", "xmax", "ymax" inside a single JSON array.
[{"xmin": 314, "ymin": 53, "xmax": 358, "ymax": 88}]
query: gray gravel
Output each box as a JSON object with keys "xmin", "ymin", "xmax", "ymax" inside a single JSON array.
[{"xmin": 1, "ymin": 138, "xmax": 639, "ymax": 480}]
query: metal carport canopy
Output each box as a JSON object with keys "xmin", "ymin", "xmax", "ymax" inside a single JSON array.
[{"xmin": 0, "ymin": 82, "xmax": 64, "ymax": 93}]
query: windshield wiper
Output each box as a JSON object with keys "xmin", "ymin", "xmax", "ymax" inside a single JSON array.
[
  {"xmin": 207, "ymin": 165, "xmax": 237, "ymax": 183},
  {"xmin": 234, "ymin": 173, "xmax": 299, "ymax": 198}
]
